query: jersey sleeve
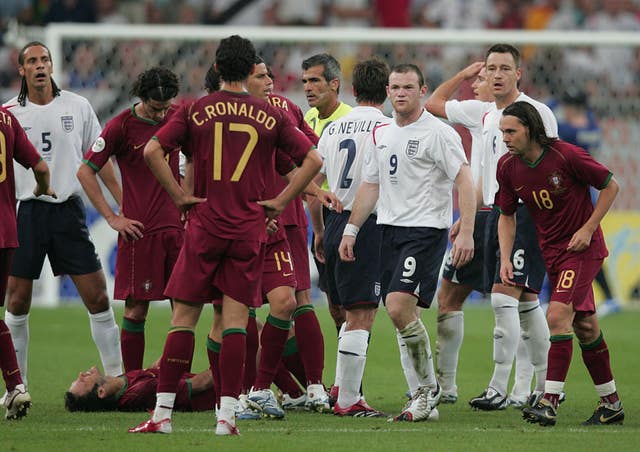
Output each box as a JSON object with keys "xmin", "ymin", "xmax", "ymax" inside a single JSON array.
[
  {"xmin": 11, "ymin": 112, "xmax": 42, "ymax": 169},
  {"xmin": 494, "ymin": 156, "xmax": 518, "ymax": 215},
  {"xmin": 445, "ymin": 99, "xmax": 491, "ymax": 129},
  {"xmin": 274, "ymin": 148, "xmax": 295, "ymax": 176},
  {"xmin": 361, "ymin": 126, "xmax": 382, "ymax": 184},
  {"xmin": 155, "ymin": 103, "xmax": 190, "ymax": 152},
  {"xmin": 432, "ymin": 126, "xmax": 468, "ymax": 182},
  {"xmin": 296, "ymin": 108, "xmax": 319, "ymax": 146},
  {"xmin": 81, "ymin": 99, "xmax": 102, "ymax": 152},
  {"xmin": 83, "ymin": 118, "xmax": 122, "ymax": 171},
  {"xmin": 275, "ymin": 112, "xmax": 314, "ymax": 167},
  {"xmin": 565, "ymin": 143, "xmax": 613, "ymax": 190}
]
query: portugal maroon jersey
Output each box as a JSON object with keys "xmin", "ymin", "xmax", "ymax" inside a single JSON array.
[
  {"xmin": 267, "ymin": 93, "xmax": 318, "ymax": 227},
  {"xmin": 0, "ymin": 107, "xmax": 41, "ymax": 248},
  {"xmin": 155, "ymin": 90, "xmax": 313, "ymax": 240},
  {"xmin": 116, "ymin": 368, "xmax": 209, "ymax": 411},
  {"xmin": 495, "ymin": 139, "xmax": 612, "ymax": 260},
  {"xmin": 83, "ymin": 105, "xmax": 182, "ymax": 235}
]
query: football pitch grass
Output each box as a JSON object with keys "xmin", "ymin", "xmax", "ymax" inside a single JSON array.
[{"xmin": 1, "ymin": 303, "xmax": 638, "ymax": 451}]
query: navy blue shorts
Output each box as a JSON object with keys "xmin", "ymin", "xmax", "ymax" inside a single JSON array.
[
  {"xmin": 11, "ymin": 197, "xmax": 102, "ymax": 279},
  {"xmin": 324, "ymin": 211, "xmax": 381, "ymax": 310},
  {"xmin": 485, "ymin": 204, "xmax": 545, "ymax": 293},
  {"xmin": 379, "ymin": 225, "xmax": 447, "ymax": 309},
  {"xmin": 441, "ymin": 209, "xmax": 492, "ymax": 294}
]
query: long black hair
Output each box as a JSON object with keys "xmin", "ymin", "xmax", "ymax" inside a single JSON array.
[
  {"xmin": 17, "ymin": 41, "xmax": 61, "ymax": 106},
  {"xmin": 503, "ymin": 101, "xmax": 556, "ymax": 148}
]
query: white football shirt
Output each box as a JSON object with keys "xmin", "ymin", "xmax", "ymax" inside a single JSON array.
[
  {"xmin": 5, "ymin": 90, "xmax": 101, "ymax": 203},
  {"xmin": 445, "ymin": 98, "xmax": 495, "ymax": 185},
  {"xmin": 480, "ymin": 93, "xmax": 558, "ymax": 206},
  {"xmin": 362, "ymin": 109, "xmax": 468, "ymax": 228},
  {"xmin": 318, "ymin": 106, "xmax": 389, "ymax": 211}
]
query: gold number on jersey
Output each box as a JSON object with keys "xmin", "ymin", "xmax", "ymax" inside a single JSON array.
[
  {"xmin": 556, "ymin": 269, "xmax": 575, "ymax": 290},
  {"xmin": 532, "ymin": 189, "xmax": 553, "ymax": 210},
  {"xmin": 274, "ymin": 251, "xmax": 293, "ymax": 273},
  {"xmin": 212, "ymin": 122, "xmax": 258, "ymax": 182},
  {"xmin": 0, "ymin": 131, "xmax": 6, "ymax": 183}
]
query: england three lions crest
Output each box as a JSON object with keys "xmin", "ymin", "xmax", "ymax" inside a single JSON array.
[
  {"xmin": 405, "ymin": 140, "xmax": 420, "ymax": 159},
  {"xmin": 61, "ymin": 115, "xmax": 74, "ymax": 132}
]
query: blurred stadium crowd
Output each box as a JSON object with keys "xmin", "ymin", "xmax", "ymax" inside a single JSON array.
[{"xmin": 0, "ymin": 0, "xmax": 639, "ymax": 208}]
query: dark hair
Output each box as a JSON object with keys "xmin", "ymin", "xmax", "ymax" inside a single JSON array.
[
  {"xmin": 130, "ymin": 66, "xmax": 179, "ymax": 102},
  {"xmin": 204, "ymin": 65, "xmax": 220, "ymax": 93},
  {"xmin": 502, "ymin": 101, "xmax": 555, "ymax": 148},
  {"xmin": 17, "ymin": 41, "xmax": 61, "ymax": 106},
  {"xmin": 353, "ymin": 58, "xmax": 389, "ymax": 105},
  {"xmin": 562, "ymin": 87, "xmax": 587, "ymax": 107},
  {"xmin": 301, "ymin": 53, "xmax": 342, "ymax": 83},
  {"xmin": 64, "ymin": 385, "xmax": 118, "ymax": 412},
  {"xmin": 215, "ymin": 35, "xmax": 256, "ymax": 82},
  {"xmin": 390, "ymin": 63, "xmax": 425, "ymax": 88},
  {"xmin": 485, "ymin": 43, "xmax": 521, "ymax": 68}
]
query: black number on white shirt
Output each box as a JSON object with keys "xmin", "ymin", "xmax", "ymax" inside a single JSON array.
[
  {"xmin": 390, "ymin": 154, "xmax": 398, "ymax": 175},
  {"xmin": 41, "ymin": 132, "xmax": 52, "ymax": 153},
  {"xmin": 338, "ymin": 138, "xmax": 356, "ymax": 189}
]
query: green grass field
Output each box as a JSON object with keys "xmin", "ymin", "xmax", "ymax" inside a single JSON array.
[{"xmin": 1, "ymin": 303, "xmax": 638, "ymax": 451}]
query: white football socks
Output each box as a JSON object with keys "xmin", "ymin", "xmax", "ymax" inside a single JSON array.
[
  {"xmin": 488, "ymin": 293, "xmax": 519, "ymax": 396},
  {"xmin": 436, "ymin": 311, "xmax": 463, "ymax": 395},
  {"xmin": 153, "ymin": 392, "xmax": 176, "ymax": 422},
  {"xmin": 398, "ymin": 319, "xmax": 437, "ymax": 390},
  {"xmin": 396, "ymin": 328, "xmax": 420, "ymax": 397},
  {"xmin": 89, "ymin": 307, "xmax": 123, "ymax": 376},
  {"xmin": 4, "ymin": 311, "xmax": 29, "ymax": 387},
  {"xmin": 336, "ymin": 329, "xmax": 369, "ymax": 408},
  {"xmin": 510, "ymin": 334, "xmax": 534, "ymax": 401},
  {"xmin": 518, "ymin": 300, "xmax": 550, "ymax": 393}
]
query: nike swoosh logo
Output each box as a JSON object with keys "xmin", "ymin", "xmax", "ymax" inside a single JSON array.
[
  {"xmin": 515, "ymin": 186, "xmax": 524, "ymax": 191},
  {"xmin": 133, "ymin": 143, "xmax": 145, "ymax": 150},
  {"xmin": 600, "ymin": 413, "xmax": 621, "ymax": 423},
  {"xmin": 283, "ymin": 272, "xmax": 293, "ymax": 277}
]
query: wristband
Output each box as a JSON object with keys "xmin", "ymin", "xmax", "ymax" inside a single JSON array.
[{"xmin": 343, "ymin": 223, "xmax": 360, "ymax": 238}]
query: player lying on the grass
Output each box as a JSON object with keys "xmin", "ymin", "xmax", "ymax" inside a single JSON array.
[{"xmin": 64, "ymin": 366, "xmax": 215, "ymax": 412}]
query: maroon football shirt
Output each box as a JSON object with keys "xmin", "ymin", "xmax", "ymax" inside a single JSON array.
[
  {"xmin": 83, "ymin": 105, "xmax": 182, "ymax": 235},
  {"xmin": 155, "ymin": 90, "xmax": 313, "ymax": 240},
  {"xmin": 0, "ymin": 107, "xmax": 42, "ymax": 248},
  {"xmin": 495, "ymin": 139, "xmax": 612, "ymax": 261},
  {"xmin": 267, "ymin": 93, "xmax": 319, "ymax": 228}
]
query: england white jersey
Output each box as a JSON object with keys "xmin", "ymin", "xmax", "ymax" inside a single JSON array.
[
  {"xmin": 362, "ymin": 109, "xmax": 468, "ymax": 228},
  {"xmin": 445, "ymin": 99, "xmax": 495, "ymax": 185},
  {"xmin": 480, "ymin": 93, "xmax": 558, "ymax": 206},
  {"xmin": 4, "ymin": 90, "xmax": 101, "ymax": 203},
  {"xmin": 318, "ymin": 106, "xmax": 389, "ymax": 211}
]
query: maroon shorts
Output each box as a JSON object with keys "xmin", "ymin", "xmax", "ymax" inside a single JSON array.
[
  {"xmin": 0, "ymin": 248, "xmax": 14, "ymax": 306},
  {"xmin": 165, "ymin": 217, "xmax": 265, "ymax": 307},
  {"xmin": 262, "ymin": 237, "xmax": 296, "ymax": 296},
  {"xmin": 114, "ymin": 229, "xmax": 183, "ymax": 301},
  {"xmin": 547, "ymin": 253, "xmax": 603, "ymax": 315},
  {"xmin": 285, "ymin": 225, "xmax": 310, "ymax": 292}
]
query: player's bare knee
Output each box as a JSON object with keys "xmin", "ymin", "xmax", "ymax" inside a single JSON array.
[
  {"xmin": 124, "ymin": 298, "xmax": 149, "ymax": 321},
  {"xmin": 345, "ymin": 307, "xmax": 376, "ymax": 331},
  {"xmin": 573, "ymin": 313, "xmax": 599, "ymax": 343},
  {"xmin": 6, "ymin": 278, "xmax": 33, "ymax": 315}
]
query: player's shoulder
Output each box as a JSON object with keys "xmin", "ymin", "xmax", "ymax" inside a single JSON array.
[
  {"xmin": 304, "ymin": 107, "xmax": 320, "ymax": 122},
  {"xmin": 547, "ymin": 139, "xmax": 584, "ymax": 160},
  {"xmin": 2, "ymin": 95, "xmax": 19, "ymax": 109},
  {"xmin": 496, "ymin": 151, "xmax": 519, "ymax": 173},
  {"xmin": 58, "ymin": 89, "xmax": 92, "ymax": 106}
]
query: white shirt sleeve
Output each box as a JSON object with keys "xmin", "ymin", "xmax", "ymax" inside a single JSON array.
[
  {"xmin": 432, "ymin": 126, "xmax": 468, "ymax": 182},
  {"xmin": 445, "ymin": 99, "xmax": 492, "ymax": 129},
  {"xmin": 361, "ymin": 133, "xmax": 379, "ymax": 185}
]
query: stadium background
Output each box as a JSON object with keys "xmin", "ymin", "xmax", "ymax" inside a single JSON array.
[{"xmin": 0, "ymin": 0, "xmax": 638, "ymax": 307}]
